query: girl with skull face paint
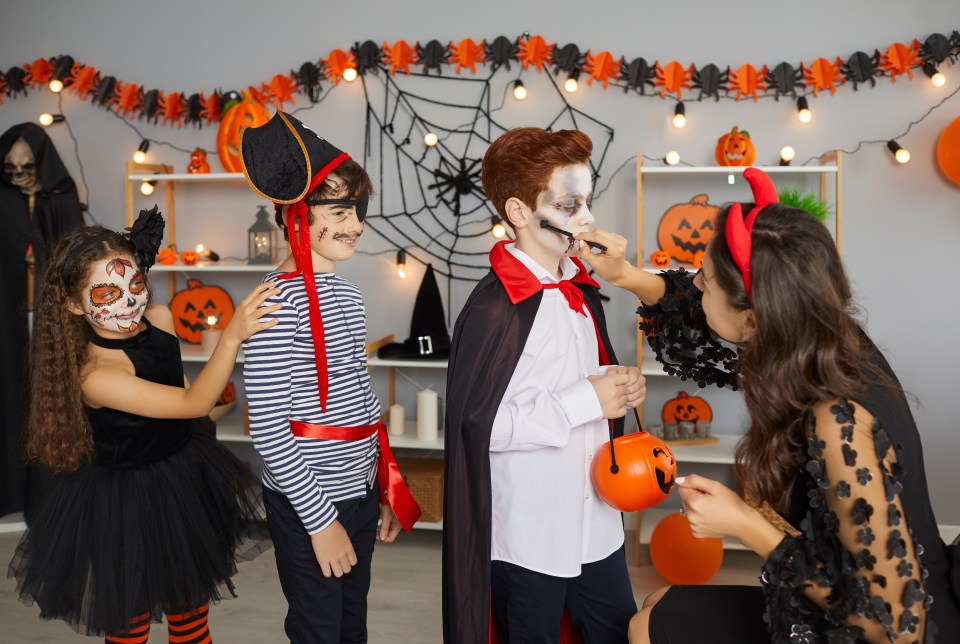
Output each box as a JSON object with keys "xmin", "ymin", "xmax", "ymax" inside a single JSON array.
[{"xmin": 9, "ymin": 209, "xmax": 282, "ymax": 642}]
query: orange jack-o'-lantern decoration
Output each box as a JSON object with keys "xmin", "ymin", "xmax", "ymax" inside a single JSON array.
[
  {"xmin": 217, "ymin": 89, "xmax": 270, "ymax": 173},
  {"xmin": 692, "ymin": 250, "xmax": 705, "ymax": 269},
  {"xmin": 657, "ymin": 194, "xmax": 719, "ymax": 263},
  {"xmin": 218, "ymin": 381, "xmax": 236, "ymax": 406},
  {"xmin": 157, "ymin": 247, "xmax": 177, "ymax": 265},
  {"xmin": 650, "ymin": 512, "xmax": 724, "ymax": 584},
  {"xmin": 170, "ymin": 278, "xmax": 236, "ymax": 344},
  {"xmin": 715, "ymin": 126, "xmax": 756, "ymax": 167},
  {"xmin": 937, "ymin": 115, "xmax": 960, "ymax": 186},
  {"xmin": 591, "ymin": 432, "xmax": 677, "ymax": 512},
  {"xmin": 180, "ymin": 250, "xmax": 199, "ymax": 266},
  {"xmin": 662, "ymin": 391, "xmax": 713, "ymax": 425},
  {"xmin": 650, "ymin": 250, "xmax": 671, "ymax": 268}
]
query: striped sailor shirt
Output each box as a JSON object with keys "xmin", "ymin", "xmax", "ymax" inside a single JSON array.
[{"xmin": 242, "ymin": 271, "xmax": 380, "ymax": 534}]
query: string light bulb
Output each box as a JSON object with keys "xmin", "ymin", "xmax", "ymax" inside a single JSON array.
[
  {"xmin": 140, "ymin": 179, "xmax": 157, "ymax": 196},
  {"xmin": 491, "ymin": 216, "xmax": 506, "ymax": 239},
  {"xmin": 342, "ymin": 67, "xmax": 358, "ymax": 82},
  {"xmin": 396, "ymin": 249, "xmax": 407, "ymax": 279},
  {"xmin": 797, "ymin": 97, "xmax": 812, "ymax": 124},
  {"xmin": 923, "ymin": 62, "xmax": 946, "ymax": 87},
  {"xmin": 672, "ymin": 102, "xmax": 686, "ymax": 128},
  {"xmin": 512, "ymin": 80, "xmax": 527, "ymax": 101},
  {"xmin": 48, "ymin": 79, "xmax": 64, "ymax": 93},
  {"xmin": 132, "ymin": 140, "xmax": 150, "ymax": 163},
  {"xmin": 887, "ymin": 140, "xmax": 911, "ymax": 164},
  {"xmin": 564, "ymin": 70, "xmax": 580, "ymax": 93},
  {"xmin": 195, "ymin": 244, "xmax": 220, "ymax": 261},
  {"xmin": 664, "ymin": 150, "xmax": 680, "ymax": 166},
  {"xmin": 423, "ymin": 131, "xmax": 439, "ymax": 147},
  {"xmin": 38, "ymin": 113, "xmax": 65, "ymax": 126},
  {"xmin": 779, "ymin": 146, "xmax": 796, "ymax": 166}
]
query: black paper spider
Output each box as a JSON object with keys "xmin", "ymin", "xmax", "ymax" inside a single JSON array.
[
  {"xmin": 692, "ymin": 64, "xmax": 726, "ymax": 101},
  {"xmin": 296, "ymin": 61, "xmax": 324, "ymax": 102},
  {"xmin": 353, "ymin": 40, "xmax": 382, "ymax": 76},
  {"xmin": 185, "ymin": 93, "xmax": 204, "ymax": 127},
  {"xmin": 485, "ymin": 36, "xmax": 519, "ymax": 72},
  {"xmin": 428, "ymin": 156, "xmax": 483, "ymax": 218},
  {"xmin": 552, "ymin": 43, "xmax": 583, "ymax": 75},
  {"xmin": 93, "ymin": 75, "xmax": 117, "ymax": 106},
  {"xmin": 418, "ymin": 40, "xmax": 449, "ymax": 75},
  {"xmin": 3, "ymin": 66, "xmax": 28, "ymax": 98},
  {"xmin": 921, "ymin": 32, "xmax": 958, "ymax": 65},
  {"xmin": 842, "ymin": 51, "xmax": 880, "ymax": 90},
  {"xmin": 766, "ymin": 62, "xmax": 804, "ymax": 100},
  {"xmin": 141, "ymin": 89, "xmax": 161, "ymax": 123},
  {"xmin": 620, "ymin": 57, "xmax": 656, "ymax": 95}
]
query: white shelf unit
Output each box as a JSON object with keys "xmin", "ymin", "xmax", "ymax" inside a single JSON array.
[{"xmin": 631, "ymin": 155, "xmax": 843, "ymax": 564}]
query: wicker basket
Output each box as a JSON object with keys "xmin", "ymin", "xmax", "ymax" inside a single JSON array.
[{"xmin": 397, "ymin": 457, "xmax": 444, "ymax": 523}]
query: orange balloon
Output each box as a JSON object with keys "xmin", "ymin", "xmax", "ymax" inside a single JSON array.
[
  {"xmin": 650, "ymin": 512, "xmax": 724, "ymax": 584},
  {"xmin": 937, "ymin": 115, "xmax": 960, "ymax": 186},
  {"xmin": 591, "ymin": 432, "xmax": 677, "ymax": 512}
]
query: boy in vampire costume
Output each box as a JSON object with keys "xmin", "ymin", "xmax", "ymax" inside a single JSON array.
[
  {"xmin": 239, "ymin": 111, "xmax": 421, "ymax": 643},
  {"xmin": 443, "ymin": 127, "xmax": 646, "ymax": 643}
]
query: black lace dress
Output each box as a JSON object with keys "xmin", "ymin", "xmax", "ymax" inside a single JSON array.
[
  {"xmin": 8, "ymin": 321, "xmax": 269, "ymax": 636},
  {"xmin": 641, "ymin": 270, "xmax": 960, "ymax": 643}
]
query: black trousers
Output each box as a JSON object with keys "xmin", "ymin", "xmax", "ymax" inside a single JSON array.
[
  {"xmin": 490, "ymin": 547, "xmax": 637, "ymax": 644},
  {"xmin": 263, "ymin": 485, "xmax": 380, "ymax": 644}
]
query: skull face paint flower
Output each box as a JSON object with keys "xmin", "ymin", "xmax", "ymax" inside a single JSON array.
[{"xmin": 81, "ymin": 255, "xmax": 149, "ymax": 333}]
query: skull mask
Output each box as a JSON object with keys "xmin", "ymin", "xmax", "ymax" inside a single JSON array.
[{"xmin": 3, "ymin": 138, "xmax": 40, "ymax": 195}]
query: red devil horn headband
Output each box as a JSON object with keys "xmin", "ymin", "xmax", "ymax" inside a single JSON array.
[{"xmin": 724, "ymin": 167, "xmax": 778, "ymax": 301}]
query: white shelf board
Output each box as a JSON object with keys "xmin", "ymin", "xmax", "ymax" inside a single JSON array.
[
  {"xmin": 637, "ymin": 506, "xmax": 748, "ymax": 550},
  {"xmin": 640, "ymin": 357, "xmax": 669, "ymax": 377},
  {"xmin": 215, "ymin": 415, "xmax": 251, "ymax": 443},
  {"xmin": 128, "ymin": 172, "xmax": 247, "ymax": 182},
  {"xmin": 415, "ymin": 520, "xmax": 443, "ymax": 531},
  {"xmin": 665, "ymin": 433, "xmax": 739, "ymax": 464},
  {"xmin": 640, "ymin": 165, "xmax": 837, "ymax": 175},
  {"xmin": 368, "ymin": 356, "xmax": 448, "ymax": 369},
  {"xmin": 387, "ymin": 421, "xmax": 444, "ymax": 450},
  {"xmin": 151, "ymin": 260, "xmax": 274, "ymax": 273},
  {"xmin": 181, "ymin": 343, "xmax": 245, "ymax": 363}
]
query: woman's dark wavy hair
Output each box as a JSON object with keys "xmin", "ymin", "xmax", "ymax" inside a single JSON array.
[
  {"xmin": 274, "ymin": 159, "xmax": 374, "ymax": 241},
  {"xmin": 710, "ymin": 202, "xmax": 865, "ymax": 512},
  {"xmin": 25, "ymin": 226, "xmax": 144, "ymax": 472}
]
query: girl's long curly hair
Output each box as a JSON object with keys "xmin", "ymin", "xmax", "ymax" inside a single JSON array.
[
  {"xmin": 710, "ymin": 203, "xmax": 866, "ymax": 513},
  {"xmin": 25, "ymin": 226, "xmax": 141, "ymax": 472}
]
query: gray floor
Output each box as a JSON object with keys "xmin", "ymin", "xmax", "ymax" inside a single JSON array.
[{"xmin": 2, "ymin": 529, "xmax": 761, "ymax": 643}]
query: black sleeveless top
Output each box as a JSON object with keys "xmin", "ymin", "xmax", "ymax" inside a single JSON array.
[{"xmin": 85, "ymin": 321, "xmax": 196, "ymax": 469}]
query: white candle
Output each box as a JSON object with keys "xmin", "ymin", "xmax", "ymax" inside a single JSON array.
[
  {"xmin": 389, "ymin": 403, "xmax": 405, "ymax": 437},
  {"xmin": 416, "ymin": 388, "xmax": 438, "ymax": 442}
]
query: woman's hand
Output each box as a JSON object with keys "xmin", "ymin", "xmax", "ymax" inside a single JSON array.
[
  {"xmin": 575, "ymin": 229, "xmax": 631, "ymax": 286},
  {"xmin": 223, "ymin": 282, "xmax": 281, "ymax": 343}
]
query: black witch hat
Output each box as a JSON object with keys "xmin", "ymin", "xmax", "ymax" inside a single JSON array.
[{"xmin": 378, "ymin": 264, "xmax": 451, "ymax": 360}]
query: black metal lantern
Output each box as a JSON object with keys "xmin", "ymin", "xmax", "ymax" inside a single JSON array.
[{"xmin": 248, "ymin": 205, "xmax": 278, "ymax": 264}]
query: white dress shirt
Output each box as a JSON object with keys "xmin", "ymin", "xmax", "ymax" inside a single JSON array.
[{"xmin": 489, "ymin": 243, "xmax": 624, "ymax": 577}]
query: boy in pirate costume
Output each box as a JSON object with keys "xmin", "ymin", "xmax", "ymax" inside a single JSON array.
[
  {"xmin": 443, "ymin": 127, "xmax": 646, "ymax": 643},
  {"xmin": 240, "ymin": 111, "xmax": 420, "ymax": 643}
]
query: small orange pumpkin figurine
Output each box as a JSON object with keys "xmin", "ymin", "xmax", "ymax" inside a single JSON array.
[
  {"xmin": 218, "ymin": 382, "xmax": 236, "ymax": 406},
  {"xmin": 692, "ymin": 250, "xmax": 705, "ymax": 269},
  {"xmin": 662, "ymin": 391, "xmax": 713, "ymax": 425},
  {"xmin": 592, "ymin": 432, "xmax": 677, "ymax": 512},
  {"xmin": 180, "ymin": 250, "xmax": 199, "ymax": 266},
  {"xmin": 157, "ymin": 247, "xmax": 178, "ymax": 265},
  {"xmin": 715, "ymin": 126, "xmax": 756, "ymax": 167},
  {"xmin": 650, "ymin": 250, "xmax": 671, "ymax": 268},
  {"xmin": 187, "ymin": 147, "xmax": 211, "ymax": 173}
]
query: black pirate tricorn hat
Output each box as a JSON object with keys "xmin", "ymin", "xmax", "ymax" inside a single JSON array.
[{"xmin": 378, "ymin": 264, "xmax": 451, "ymax": 360}]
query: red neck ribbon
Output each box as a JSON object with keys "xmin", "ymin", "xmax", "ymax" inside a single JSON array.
[
  {"xmin": 724, "ymin": 167, "xmax": 779, "ymax": 302},
  {"xmin": 277, "ymin": 151, "xmax": 351, "ymax": 413}
]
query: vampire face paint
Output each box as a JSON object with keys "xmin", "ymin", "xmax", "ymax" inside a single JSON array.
[
  {"xmin": 533, "ymin": 164, "xmax": 594, "ymax": 257},
  {"xmin": 3, "ymin": 138, "xmax": 40, "ymax": 195},
  {"xmin": 80, "ymin": 255, "xmax": 149, "ymax": 334}
]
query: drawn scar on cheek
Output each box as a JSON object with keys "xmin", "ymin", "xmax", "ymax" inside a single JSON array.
[{"xmin": 318, "ymin": 227, "xmax": 329, "ymax": 241}]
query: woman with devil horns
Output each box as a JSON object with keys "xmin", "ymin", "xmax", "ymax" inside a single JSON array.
[{"xmin": 576, "ymin": 167, "xmax": 960, "ymax": 643}]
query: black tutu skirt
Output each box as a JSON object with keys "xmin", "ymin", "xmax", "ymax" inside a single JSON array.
[{"xmin": 7, "ymin": 427, "xmax": 270, "ymax": 636}]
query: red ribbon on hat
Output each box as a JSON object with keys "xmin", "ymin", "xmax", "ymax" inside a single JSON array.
[
  {"xmin": 277, "ymin": 151, "xmax": 350, "ymax": 413},
  {"xmin": 725, "ymin": 167, "xmax": 779, "ymax": 302}
]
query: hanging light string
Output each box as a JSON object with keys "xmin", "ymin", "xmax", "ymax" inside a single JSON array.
[{"xmin": 56, "ymin": 91, "xmax": 100, "ymax": 224}]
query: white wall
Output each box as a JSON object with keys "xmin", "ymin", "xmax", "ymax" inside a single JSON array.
[{"xmin": 3, "ymin": 0, "xmax": 959, "ymax": 523}]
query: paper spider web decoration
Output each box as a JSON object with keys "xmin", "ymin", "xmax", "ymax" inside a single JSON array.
[{"xmin": 358, "ymin": 67, "xmax": 615, "ymax": 284}]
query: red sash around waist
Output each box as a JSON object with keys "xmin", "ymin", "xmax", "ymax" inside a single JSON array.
[{"xmin": 289, "ymin": 420, "xmax": 422, "ymax": 531}]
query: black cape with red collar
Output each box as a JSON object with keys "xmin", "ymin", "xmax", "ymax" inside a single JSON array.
[{"xmin": 442, "ymin": 241, "xmax": 624, "ymax": 644}]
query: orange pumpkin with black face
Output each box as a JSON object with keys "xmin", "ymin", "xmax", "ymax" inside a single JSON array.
[
  {"xmin": 650, "ymin": 250, "xmax": 671, "ymax": 268},
  {"xmin": 157, "ymin": 247, "xmax": 177, "ymax": 265},
  {"xmin": 657, "ymin": 195, "xmax": 719, "ymax": 263},
  {"xmin": 692, "ymin": 250, "xmax": 705, "ymax": 269},
  {"xmin": 218, "ymin": 381, "xmax": 236, "ymax": 406},
  {"xmin": 715, "ymin": 126, "xmax": 756, "ymax": 167},
  {"xmin": 662, "ymin": 391, "xmax": 713, "ymax": 424},
  {"xmin": 180, "ymin": 250, "xmax": 199, "ymax": 266},
  {"xmin": 216, "ymin": 89, "xmax": 270, "ymax": 172},
  {"xmin": 592, "ymin": 432, "xmax": 677, "ymax": 511},
  {"xmin": 169, "ymin": 278, "xmax": 235, "ymax": 344}
]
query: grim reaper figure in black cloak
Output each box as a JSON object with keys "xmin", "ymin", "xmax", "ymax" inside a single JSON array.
[{"xmin": 0, "ymin": 122, "xmax": 84, "ymax": 520}]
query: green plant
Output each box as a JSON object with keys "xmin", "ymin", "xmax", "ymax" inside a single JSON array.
[{"xmin": 778, "ymin": 189, "xmax": 830, "ymax": 222}]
